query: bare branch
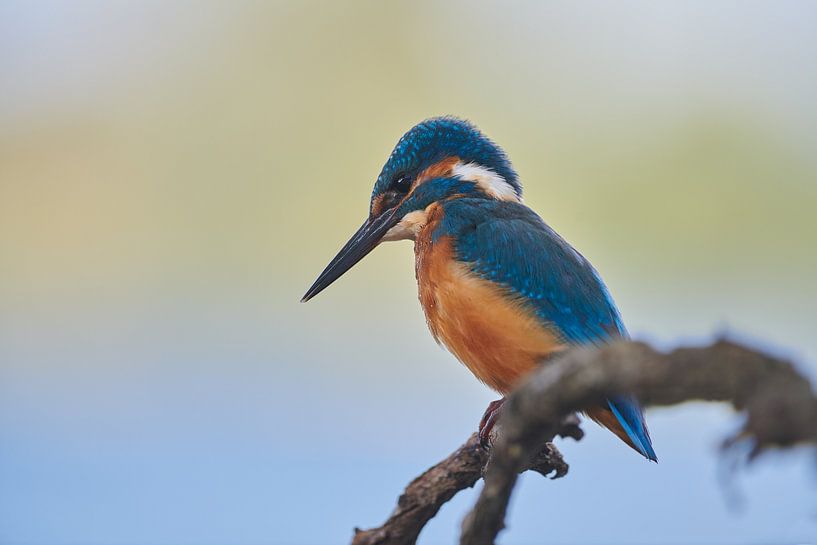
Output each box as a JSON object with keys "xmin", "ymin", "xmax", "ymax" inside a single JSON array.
[
  {"xmin": 347, "ymin": 339, "xmax": 817, "ymax": 545},
  {"xmin": 460, "ymin": 339, "xmax": 817, "ymax": 545},
  {"xmin": 351, "ymin": 434, "xmax": 487, "ymax": 545},
  {"xmin": 352, "ymin": 419, "xmax": 583, "ymax": 545}
]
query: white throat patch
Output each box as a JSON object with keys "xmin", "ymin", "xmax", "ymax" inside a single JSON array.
[
  {"xmin": 451, "ymin": 161, "xmax": 520, "ymax": 202},
  {"xmin": 382, "ymin": 209, "xmax": 429, "ymax": 242}
]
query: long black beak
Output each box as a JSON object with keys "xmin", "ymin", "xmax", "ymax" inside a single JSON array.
[{"xmin": 301, "ymin": 209, "xmax": 398, "ymax": 302}]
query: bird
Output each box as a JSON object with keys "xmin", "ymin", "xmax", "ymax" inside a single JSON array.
[{"xmin": 302, "ymin": 116, "xmax": 657, "ymax": 462}]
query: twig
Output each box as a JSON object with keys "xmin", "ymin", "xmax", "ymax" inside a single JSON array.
[{"xmin": 352, "ymin": 419, "xmax": 583, "ymax": 545}]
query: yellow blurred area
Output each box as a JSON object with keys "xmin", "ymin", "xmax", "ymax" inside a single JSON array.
[{"xmin": 2, "ymin": 2, "xmax": 815, "ymax": 308}]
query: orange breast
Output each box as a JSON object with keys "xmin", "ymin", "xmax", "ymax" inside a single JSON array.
[{"xmin": 415, "ymin": 215, "xmax": 566, "ymax": 394}]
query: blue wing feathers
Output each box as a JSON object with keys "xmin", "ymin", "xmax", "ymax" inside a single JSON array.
[
  {"xmin": 443, "ymin": 199, "xmax": 625, "ymax": 345},
  {"xmin": 436, "ymin": 198, "xmax": 657, "ymax": 461}
]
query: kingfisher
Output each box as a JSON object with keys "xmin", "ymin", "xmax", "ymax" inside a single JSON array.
[{"xmin": 302, "ymin": 117, "xmax": 657, "ymax": 461}]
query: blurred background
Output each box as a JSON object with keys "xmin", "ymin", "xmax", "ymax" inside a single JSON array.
[{"xmin": 2, "ymin": 1, "xmax": 816, "ymax": 544}]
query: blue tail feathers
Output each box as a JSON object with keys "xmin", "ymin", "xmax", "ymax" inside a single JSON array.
[{"xmin": 608, "ymin": 397, "xmax": 658, "ymax": 462}]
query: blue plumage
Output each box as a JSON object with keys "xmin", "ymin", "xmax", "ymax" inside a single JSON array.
[
  {"xmin": 304, "ymin": 116, "xmax": 656, "ymax": 461},
  {"xmin": 441, "ymin": 199, "xmax": 625, "ymax": 344},
  {"xmin": 373, "ymin": 117, "xmax": 520, "ymax": 202},
  {"xmin": 609, "ymin": 399, "xmax": 658, "ymax": 461},
  {"xmin": 432, "ymin": 197, "xmax": 657, "ymax": 461}
]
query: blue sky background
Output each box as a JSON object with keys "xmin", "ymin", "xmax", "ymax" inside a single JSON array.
[{"xmin": 1, "ymin": 2, "xmax": 816, "ymax": 544}]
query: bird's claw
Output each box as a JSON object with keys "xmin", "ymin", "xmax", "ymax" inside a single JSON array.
[{"xmin": 478, "ymin": 398, "xmax": 506, "ymax": 448}]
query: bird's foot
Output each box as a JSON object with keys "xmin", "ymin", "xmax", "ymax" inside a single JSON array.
[{"xmin": 478, "ymin": 398, "xmax": 506, "ymax": 448}]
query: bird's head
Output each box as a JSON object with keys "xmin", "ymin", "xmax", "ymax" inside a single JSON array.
[{"xmin": 302, "ymin": 116, "xmax": 520, "ymax": 302}]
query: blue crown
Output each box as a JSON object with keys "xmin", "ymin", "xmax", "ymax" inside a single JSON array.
[{"xmin": 372, "ymin": 116, "xmax": 520, "ymax": 199}]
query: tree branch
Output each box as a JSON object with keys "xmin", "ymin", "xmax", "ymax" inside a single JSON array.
[
  {"xmin": 460, "ymin": 339, "xmax": 817, "ymax": 545},
  {"xmin": 348, "ymin": 339, "xmax": 817, "ymax": 545},
  {"xmin": 352, "ymin": 419, "xmax": 583, "ymax": 545}
]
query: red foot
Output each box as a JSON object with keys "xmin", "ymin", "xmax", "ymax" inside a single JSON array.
[{"xmin": 478, "ymin": 398, "xmax": 506, "ymax": 448}]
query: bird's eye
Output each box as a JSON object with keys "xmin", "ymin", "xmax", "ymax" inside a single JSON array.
[{"xmin": 392, "ymin": 176, "xmax": 411, "ymax": 193}]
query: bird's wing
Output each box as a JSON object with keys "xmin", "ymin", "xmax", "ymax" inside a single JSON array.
[
  {"xmin": 452, "ymin": 202, "xmax": 626, "ymax": 346},
  {"xmin": 448, "ymin": 200, "xmax": 657, "ymax": 461}
]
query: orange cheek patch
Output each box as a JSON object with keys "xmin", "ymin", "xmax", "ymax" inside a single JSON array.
[
  {"xmin": 415, "ymin": 156, "xmax": 460, "ymax": 187},
  {"xmin": 416, "ymin": 231, "xmax": 567, "ymax": 394},
  {"xmin": 370, "ymin": 194, "xmax": 386, "ymax": 217}
]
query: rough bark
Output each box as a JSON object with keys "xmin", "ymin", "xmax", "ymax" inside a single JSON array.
[
  {"xmin": 348, "ymin": 339, "xmax": 817, "ymax": 545},
  {"xmin": 352, "ymin": 419, "xmax": 582, "ymax": 545},
  {"xmin": 461, "ymin": 339, "xmax": 817, "ymax": 545}
]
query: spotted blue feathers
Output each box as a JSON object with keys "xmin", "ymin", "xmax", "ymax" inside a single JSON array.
[
  {"xmin": 373, "ymin": 117, "xmax": 520, "ymax": 201},
  {"xmin": 432, "ymin": 197, "xmax": 657, "ymax": 461},
  {"xmin": 436, "ymin": 199, "xmax": 623, "ymax": 343}
]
